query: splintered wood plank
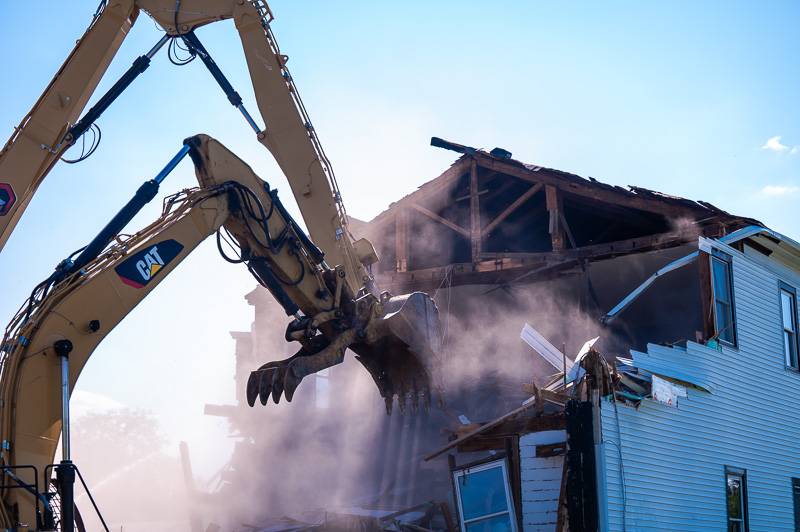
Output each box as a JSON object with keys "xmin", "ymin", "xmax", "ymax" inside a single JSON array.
[{"xmin": 546, "ymin": 185, "xmax": 565, "ymax": 251}]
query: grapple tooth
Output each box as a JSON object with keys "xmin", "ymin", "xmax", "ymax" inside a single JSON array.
[
  {"xmin": 271, "ymin": 367, "xmax": 285, "ymax": 404},
  {"xmin": 410, "ymin": 391, "xmax": 419, "ymax": 414},
  {"xmin": 283, "ymin": 365, "xmax": 301, "ymax": 403},
  {"xmin": 258, "ymin": 368, "xmax": 274, "ymax": 406},
  {"xmin": 397, "ymin": 393, "xmax": 406, "ymax": 415},
  {"xmin": 246, "ymin": 371, "xmax": 260, "ymax": 407}
]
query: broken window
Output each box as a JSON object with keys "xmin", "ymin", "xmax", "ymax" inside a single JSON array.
[
  {"xmin": 726, "ymin": 467, "xmax": 748, "ymax": 532},
  {"xmin": 780, "ymin": 283, "xmax": 799, "ymax": 370},
  {"xmin": 452, "ymin": 459, "xmax": 517, "ymax": 532},
  {"xmin": 711, "ymin": 251, "xmax": 737, "ymax": 346}
]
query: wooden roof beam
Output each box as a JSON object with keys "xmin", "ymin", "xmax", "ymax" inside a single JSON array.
[
  {"xmin": 409, "ymin": 203, "xmax": 471, "ymax": 238},
  {"xmin": 476, "ymin": 155, "xmax": 697, "ymax": 218},
  {"xmin": 482, "ymin": 182, "xmax": 543, "ymax": 237}
]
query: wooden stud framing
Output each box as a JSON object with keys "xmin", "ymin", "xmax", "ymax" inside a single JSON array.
[
  {"xmin": 546, "ymin": 185, "xmax": 565, "ymax": 251},
  {"xmin": 409, "ymin": 203, "xmax": 471, "ymax": 238},
  {"xmin": 478, "ymin": 155, "xmax": 697, "ymax": 218},
  {"xmin": 482, "ymin": 182, "xmax": 543, "ymax": 237},
  {"xmin": 470, "ymin": 159, "xmax": 481, "ymax": 263}
]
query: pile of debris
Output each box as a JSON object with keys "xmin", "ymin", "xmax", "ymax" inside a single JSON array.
[{"xmin": 232, "ymin": 501, "xmax": 455, "ymax": 532}]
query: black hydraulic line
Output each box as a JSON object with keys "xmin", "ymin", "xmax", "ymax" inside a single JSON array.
[
  {"xmin": 65, "ymin": 34, "xmax": 170, "ymax": 144},
  {"xmin": 180, "ymin": 31, "xmax": 262, "ymax": 133},
  {"xmin": 248, "ymin": 259, "xmax": 300, "ymax": 316},
  {"xmin": 56, "ymin": 144, "xmax": 190, "ymax": 280},
  {"xmin": 267, "ymin": 187, "xmax": 325, "ymax": 265},
  {"xmin": 180, "ymin": 31, "xmax": 241, "ymax": 106}
]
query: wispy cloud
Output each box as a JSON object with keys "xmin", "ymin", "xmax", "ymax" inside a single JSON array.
[
  {"xmin": 762, "ymin": 135, "xmax": 798, "ymax": 154},
  {"xmin": 762, "ymin": 136, "xmax": 790, "ymax": 153},
  {"xmin": 760, "ymin": 184, "xmax": 800, "ymax": 197}
]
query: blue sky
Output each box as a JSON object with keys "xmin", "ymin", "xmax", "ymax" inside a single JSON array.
[{"xmin": 1, "ymin": 1, "xmax": 798, "ymax": 475}]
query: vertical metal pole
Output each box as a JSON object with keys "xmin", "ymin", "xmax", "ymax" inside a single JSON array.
[
  {"xmin": 60, "ymin": 354, "xmax": 71, "ymax": 461},
  {"xmin": 54, "ymin": 340, "xmax": 75, "ymax": 532}
]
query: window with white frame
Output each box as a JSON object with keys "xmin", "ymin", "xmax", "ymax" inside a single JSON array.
[
  {"xmin": 780, "ymin": 283, "xmax": 799, "ymax": 370},
  {"xmin": 711, "ymin": 251, "xmax": 737, "ymax": 346},
  {"xmin": 726, "ymin": 466, "xmax": 749, "ymax": 532},
  {"xmin": 452, "ymin": 459, "xmax": 517, "ymax": 532}
]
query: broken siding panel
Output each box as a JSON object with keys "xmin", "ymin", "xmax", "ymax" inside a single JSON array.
[
  {"xmin": 601, "ymin": 243, "xmax": 800, "ymax": 531},
  {"xmin": 519, "ymin": 430, "xmax": 565, "ymax": 532}
]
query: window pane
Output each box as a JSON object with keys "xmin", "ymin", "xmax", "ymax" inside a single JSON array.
[
  {"xmin": 727, "ymin": 475, "xmax": 742, "ymax": 519},
  {"xmin": 466, "ymin": 514, "xmax": 514, "ymax": 532},
  {"xmin": 458, "ymin": 466, "xmax": 510, "ymax": 521},
  {"xmin": 713, "ymin": 259, "xmax": 732, "ymax": 304},
  {"xmin": 716, "ymin": 302, "xmax": 734, "ymax": 343},
  {"xmin": 782, "ymin": 291, "xmax": 796, "ymax": 332},
  {"xmin": 786, "ymin": 332, "xmax": 798, "ymax": 368}
]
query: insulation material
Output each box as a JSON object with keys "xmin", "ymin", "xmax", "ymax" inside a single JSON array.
[{"xmin": 651, "ymin": 375, "xmax": 687, "ymax": 408}]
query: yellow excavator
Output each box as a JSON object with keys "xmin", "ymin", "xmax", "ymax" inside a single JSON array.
[{"xmin": 0, "ymin": 2, "xmax": 441, "ymax": 531}]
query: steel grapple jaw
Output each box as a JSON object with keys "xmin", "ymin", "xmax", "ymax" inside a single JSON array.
[
  {"xmin": 354, "ymin": 291, "xmax": 442, "ymax": 414},
  {"xmin": 246, "ymin": 291, "xmax": 442, "ymax": 414}
]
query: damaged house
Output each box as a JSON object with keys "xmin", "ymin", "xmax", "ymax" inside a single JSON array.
[{"xmin": 202, "ymin": 138, "xmax": 800, "ymax": 532}]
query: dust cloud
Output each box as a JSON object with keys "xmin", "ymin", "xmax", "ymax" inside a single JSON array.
[
  {"xmin": 189, "ymin": 274, "xmax": 605, "ymax": 529},
  {"xmin": 71, "ymin": 409, "xmax": 190, "ymax": 532}
]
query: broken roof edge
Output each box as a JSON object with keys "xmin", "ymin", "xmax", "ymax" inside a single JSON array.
[
  {"xmin": 601, "ymin": 225, "xmax": 800, "ymax": 323},
  {"xmin": 366, "ymin": 136, "xmax": 761, "ymax": 228}
]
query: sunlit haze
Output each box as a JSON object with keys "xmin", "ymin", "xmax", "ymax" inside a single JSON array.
[{"xmin": 1, "ymin": 1, "xmax": 798, "ymax": 529}]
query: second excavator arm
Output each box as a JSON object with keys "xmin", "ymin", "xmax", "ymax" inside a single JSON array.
[{"xmin": 1, "ymin": 0, "xmax": 374, "ymax": 298}]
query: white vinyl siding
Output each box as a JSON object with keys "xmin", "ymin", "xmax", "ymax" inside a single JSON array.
[
  {"xmin": 601, "ymin": 239, "xmax": 800, "ymax": 531},
  {"xmin": 519, "ymin": 430, "xmax": 565, "ymax": 531}
]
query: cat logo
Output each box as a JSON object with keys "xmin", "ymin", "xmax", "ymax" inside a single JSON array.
[
  {"xmin": 0, "ymin": 183, "xmax": 15, "ymax": 216},
  {"xmin": 115, "ymin": 239, "xmax": 184, "ymax": 289}
]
